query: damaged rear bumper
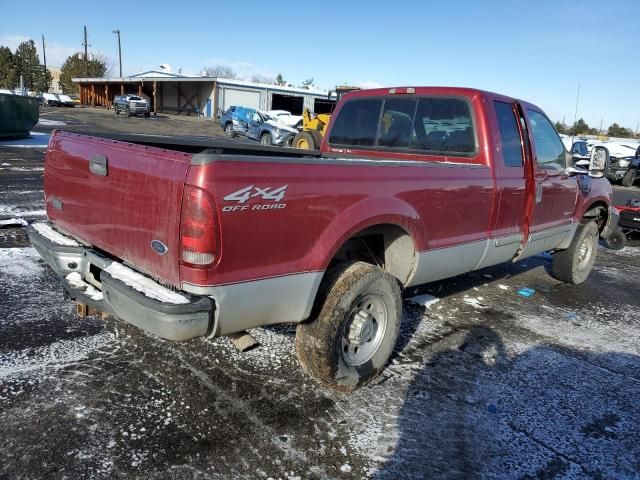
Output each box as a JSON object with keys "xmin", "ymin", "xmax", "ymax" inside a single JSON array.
[{"xmin": 27, "ymin": 223, "xmax": 214, "ymax": 341}]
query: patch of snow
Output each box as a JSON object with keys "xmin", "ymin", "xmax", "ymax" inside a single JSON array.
[
  {"xmin": 104, "ymin": 262, "xmax": 189, "ymax": 304},
  {"xmin": 37, "ymin": 118, "xmax": 67, "ymax": 126},
  {"xmin": 1, "ymin": 162, "xmax": 10, "ymax": 166},
  {"xmin": 0, "ymin": 217, "xmax": 28, "ymax": 227},
  {"xmin": 463, "ymin": 296, "xmax": 489, "ymax": 309},
  {"xmin": 66, "ymin": 272, "xmax": 104, "ymax": 301},
  {"xmin": 408, "ymin": 293, "xmax": 440, "ymax": 308},
  {"xmin": 498, "ymin": 284, "xmax": 510, "ymax": 290},
  {"xmin": 340, "ymin": 464, "xmax": 352, "ymax": 473},
  {"xmin": 33, "ymin": 222, "xmax": 80, "ymax": 246},
  {"xmin": 0, "ymin": 247, "xmax": 43, "ymax": 277},
  {"xmin": 0, "ymin": 332, "xmax": 115, "ymax": 380},
  {"xmin": 0, "ymin": 205, "xmax": 46, "ymax": 217},
  {"xmin": 0, "ymin": 131, "xmax": 50, "ymax": 148}
]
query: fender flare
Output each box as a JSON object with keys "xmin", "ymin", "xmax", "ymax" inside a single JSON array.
[{"xmin": 312, "ymin": 196, "xmax": 427, "ymax": 273}]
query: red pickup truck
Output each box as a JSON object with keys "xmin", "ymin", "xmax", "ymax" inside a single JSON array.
[{"xmin": 29, "ymin": 87, "xmax": 618, "ymax": 391}]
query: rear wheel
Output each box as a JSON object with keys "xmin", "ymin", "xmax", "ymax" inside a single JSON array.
[
  {"xmin": 295, "ymin": 262, "xmax": 402, "ymax": 392},
  {"xmin": 292, "ymin": 131, "xmax": 316, "ymax": 150},
  {"xmin": 551, "ymin": 221, "xmax": 598, "ymax": 284},
  {"xmin": 260, "ymin": 133, "xmax": 272, "ymax": 146},
  {"xmin": 126, "ymin": 106, "xmax": 132, "ymax": 117},
  {"xmin": 621, "ymin": 169, "xmax": 637, "ymax": 187}
]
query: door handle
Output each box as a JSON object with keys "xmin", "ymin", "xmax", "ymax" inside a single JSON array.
[
  {"xmin": 89, "ymin": 154, "xmax": 108, "ymax": 176},
  {"xmin": 535, "ymin": 181, "xmax": 543, "ymax": 203}
]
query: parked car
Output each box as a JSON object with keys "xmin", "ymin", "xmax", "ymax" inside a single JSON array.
[
  {"xmin": 589, "ymin": 140, "xmax": 640, "ymax": 187},
  {"xmin": 39, "ymin": 93, "xmax": 62, "ymax": 107},
  {"xmin": 114, "ymin": 94, "xmax": 150, "ymax": 117},
  {"xmin": 265, "ymin": 110, "xmax": 303, "ymax": 128},
  {"xmin": 57, "ymin": 94, "xmax": 76, "ymax": 107},
  {"xmin": 0, "ymin": 89, "xmax": 14, "ymax": 95},
  {"xmin": 220, "ymin": 106, "xmax": 298, "ymax": 145},
  {"xmin": 28, "ymin": 86, "xmax": 617, "ymax": 392}
]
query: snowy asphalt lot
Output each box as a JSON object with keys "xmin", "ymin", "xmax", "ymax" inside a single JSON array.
[{"xmin": 1, "ymin": 108, "xmax": 640, "ymax": 479}]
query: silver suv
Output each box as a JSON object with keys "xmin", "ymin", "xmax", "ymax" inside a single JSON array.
[{"xmin": 114, "ymin": 94, "xmax": 150, "ymax": 117}]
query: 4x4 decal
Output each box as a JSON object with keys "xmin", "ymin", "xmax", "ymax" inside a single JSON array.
[{"xmin": 222, "ymin": 185, "xmax": 288, "ymax": 212}]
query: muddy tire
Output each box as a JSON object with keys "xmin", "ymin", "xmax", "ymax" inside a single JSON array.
[
  {"xmin": 224, "ymin": 123, "xmax": 235, "ymax": 138},
  {"xmin": 551, "ymin": 221, "xmax": 598, "ymax": 284},
  {"xmin": 604, "ymin": 227, "xmax": 627, "ymax": 250},
  {"xmin": 295, "ymin": 262, "xmax": 402, "ymax": 392},
  {"xmin": 126, "ymin": 106, "xmax": 132, "ymax": 117},
  {"xmin": 114, "ymin": 106, "xmax": 119, "ymax": 115},
  {"xmin": 621, "ymin": 169, "xmax": 637, "ymax": 187}
]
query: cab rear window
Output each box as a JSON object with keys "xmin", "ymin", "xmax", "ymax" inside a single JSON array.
[{"xmin": 328, "ymin": 96, "xmax": 476, "ymax": 156}]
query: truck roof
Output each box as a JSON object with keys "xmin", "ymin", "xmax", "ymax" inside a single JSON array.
[{"xmin": 342, "ymin": 86, "xmax": 525, "ymax": 105}]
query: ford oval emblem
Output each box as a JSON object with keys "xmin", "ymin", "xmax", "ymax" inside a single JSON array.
[{"xmin": 150, "ymin": 240, "xmax": 168, "ymax": 256}]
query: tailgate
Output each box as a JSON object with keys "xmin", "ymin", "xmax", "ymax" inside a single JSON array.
[{"xmin": 44, "ymin": 131, "xmax": 191, "ymax": 287}]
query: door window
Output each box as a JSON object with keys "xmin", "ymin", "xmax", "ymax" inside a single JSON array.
[
  {"xmin": 494, "ymin": 101, "xmax": 524, "ymax": 167},
  {"xmin": 527, "ymin": 109, "xmax": 566, "ymax": 171}
]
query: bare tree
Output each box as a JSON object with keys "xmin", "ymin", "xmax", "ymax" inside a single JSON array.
[
  {"xmin": 250, "ymin": 74, "xmax": 275, "ymax": 84},
  {"xmin": 203, "ymin": 64, "xmax": 237, "ymax": 79}
]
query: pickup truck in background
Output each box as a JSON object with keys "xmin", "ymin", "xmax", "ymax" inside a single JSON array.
[
  {"xmin": 29, "ymin": 86, "xmax": 618, "ymax": 391},
  {"xmin": 113, "ymin": 94, "xmax": 151, "ymax": 117}
]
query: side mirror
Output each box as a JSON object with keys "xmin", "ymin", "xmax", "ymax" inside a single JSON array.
[{"xmin": 588, "ymin": 147, "xmax": 608, "ymax": 178}]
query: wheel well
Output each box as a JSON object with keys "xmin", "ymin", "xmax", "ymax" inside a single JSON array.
[
  {"xmin": 582, "ymin": 201, "xmax": 608, "ymax": 233},
  {"xmin": 328, "ymin": 224, "xmax": 416, "ymax": 285}
]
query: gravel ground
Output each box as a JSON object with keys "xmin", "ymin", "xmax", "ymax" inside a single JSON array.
[{"xmin": 1, "ymin": 108, "xmax": 640, "ymax": 479}]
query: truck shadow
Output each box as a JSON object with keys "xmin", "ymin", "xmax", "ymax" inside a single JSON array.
[
  {"xmin": 373, "ymin": 325, "xmax": 640, "ymax": 479},
  {"xmin": 394, "ymin": 253, "xmax": 553, "ymax": 356}
]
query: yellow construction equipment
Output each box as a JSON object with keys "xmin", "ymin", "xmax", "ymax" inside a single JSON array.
[{"xmin": 291, "ymin": 86, "xmax": 360, "ymax": 150}]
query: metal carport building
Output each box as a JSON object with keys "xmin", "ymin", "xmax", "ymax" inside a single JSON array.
[{"xmin": 73, "ymin": 71, "xmax": 336, "ymax": 118}]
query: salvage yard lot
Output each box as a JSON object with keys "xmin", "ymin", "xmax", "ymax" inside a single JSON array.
[{"xmin": 1, "ymin": 108, "xmax": 640, "ymax": 479}]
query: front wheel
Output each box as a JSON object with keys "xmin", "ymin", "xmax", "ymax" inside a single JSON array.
[
  {"xmin": 260, "ymin": 132, "xmax": 272, "ymax": 146},
  {"xmin": 621, "ymin": 169, "xmax": 637, "ymax": 187},
  {"xmin": 295, "ymin": 262, "xmax": 402, "ymax": 392},
  {"xmin": 292, "ymin": 131, "xmax": 316, "ymax": 150},
  {"xmin": 114, "ymin": 106, "xmax": 119, "ymax": 115},
  {"xmin": 551, "ymin": 221, "xmax": 598, "ymax": 284},
  {"xmin": 224, "ymin": 123, "xmax": 236, "ymax": 137}
]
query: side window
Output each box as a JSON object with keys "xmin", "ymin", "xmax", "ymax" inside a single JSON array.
[
  {"xmin": 410, "ymin": 98, "xmax": 475, "ymax": 154},
  {"xmin": 493, "ymin": 101, "xmax": 523, "ymax": 167},
  {"xmin": 527, "ymin": 109, "xmax": 566, "ymax": 171},
  {"xmin": 378, "ymin": 99, "xmax": 416, "ymax": 148},
  {"xmin": 328, "ymin": 99, "xmax": 382, "ymax": 147}
]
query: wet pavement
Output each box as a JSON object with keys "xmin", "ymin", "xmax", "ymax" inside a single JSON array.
[{"xmin": 1, "ymin": 108, "xmax": 640, "ymax": 479}]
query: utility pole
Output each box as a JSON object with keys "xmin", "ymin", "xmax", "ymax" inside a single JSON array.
[
  {"xmin": 571, "ymin": 82, "xmax": 580, "ymax": 142},
  {"xmin": 112, "ymin": 29, "xmax": 122, "ymax": 78},
  {"xmin": 599, "ymin": 118, "xmax": 603, "ymax": 135},
  {"xmin": 82, "ymin": 26, "xmax": 89, "ymax": 76},
  {"xmin": 42, "ymin": 34, "xmax": 47, "ymax": 93}
]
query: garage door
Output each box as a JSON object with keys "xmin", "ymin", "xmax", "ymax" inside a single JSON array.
[{"xmin": 222, "ymin": 88, "xmax": 261, "ymax": 112}]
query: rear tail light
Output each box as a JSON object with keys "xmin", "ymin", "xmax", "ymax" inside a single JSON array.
[{"xmin": 180, "ymin": 186, "xmax": 220, "ymax": 266}]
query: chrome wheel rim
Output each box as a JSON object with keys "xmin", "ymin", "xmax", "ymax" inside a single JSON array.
[
  {"xmin": 341, "ymin": 294, "xmax": 388, "ymax": 366},
  {"xmin": 577, "ymin": 236, "xmax": 593, "ymax": 270}
]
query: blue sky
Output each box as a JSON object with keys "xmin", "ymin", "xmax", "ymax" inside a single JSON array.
[{"xmin": 1, "ymin": 0, "xmax": 638, "ymax": 129}]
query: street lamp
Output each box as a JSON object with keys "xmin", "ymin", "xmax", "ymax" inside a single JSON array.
[{"xmin": 112, "ymin": 29, "xmax": 122, "ymax": 78}]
